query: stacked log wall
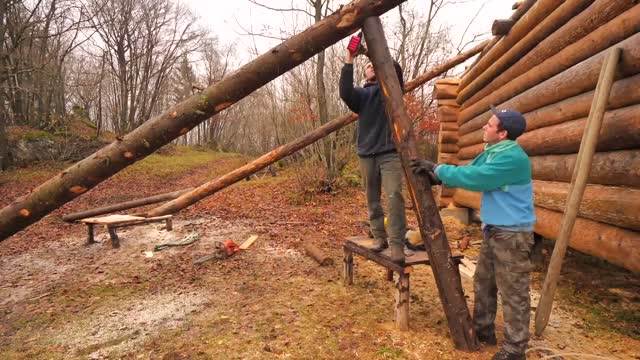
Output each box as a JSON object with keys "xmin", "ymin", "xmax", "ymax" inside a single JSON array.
[
  {"xmin": 433, "ymin": 78, "xmax": 461, "ymax": 208},
  {"xmin": 444, "ymin": 2, "xmax": 640, "ymax": 272}
]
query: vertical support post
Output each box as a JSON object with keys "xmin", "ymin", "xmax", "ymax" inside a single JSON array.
[
  {"xmin": 395, "ymin": 272, "xmax": 410, "ymax": 331},
  {"xmin": 535, "ymin": 47, "xmax": 621, "ymax": 336},
  {"xmin": 86, "ymin": 224, "xmax": 95, "ymax": 245},
  {"xmin": 363, "ymin": 17, "xmax": 478, "ymax": 351},
  {"xmin": 343, "ymin": 247, "xmax": 353, "ymax": 286},
  {"xmin": 107, "ymin": 226, "xmax": 120, "ymax": 248},
  {"xmin": 165, "ymin": 217, "xmax": 173, "ymax": 231}
]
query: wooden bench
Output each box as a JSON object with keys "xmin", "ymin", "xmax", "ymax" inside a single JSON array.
[
  {"xmin": 79, "ymin": 214, "xmax": 173, "ymax": 248},
  {"xmin": 343, "ymin": 235, "xmax": 464, "ymax": 331}
]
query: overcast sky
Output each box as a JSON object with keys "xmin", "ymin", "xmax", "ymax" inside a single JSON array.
[{"xmin": 184, "ymin": 0, "xmax": 513, "ymax": 65}]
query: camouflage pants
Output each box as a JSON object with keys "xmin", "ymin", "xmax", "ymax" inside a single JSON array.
[
  {"xmin": 473, "ymin": 226, "xmax": 534, "ymax": 355},
  {"xmin": 359, "ymin": 152, "xmax": 407, "ymax": 247}
]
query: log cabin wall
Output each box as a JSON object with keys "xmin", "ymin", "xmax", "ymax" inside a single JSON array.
[
  {"xmin": 440, "ymin": 1, "xmax": 640, "ymax": 273},
  {"xmin": 434, "ymin": 78, "xmax": 461, "ymax": 208}
]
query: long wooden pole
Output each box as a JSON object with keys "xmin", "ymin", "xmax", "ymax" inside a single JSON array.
[
  {"xmin": 146, "ymin": 44, "xmax": 486, "ymax": 217},
  {"xmin": 363, "ymin": 16, "xmax": 478, "ymax": 352},
  {"xmin": 534, "ymin": 47, "xmax": 622, "ymax": 336},
  {"xmin": 0, "ymin": 0, "xmax": 409, "ymax": 241}
]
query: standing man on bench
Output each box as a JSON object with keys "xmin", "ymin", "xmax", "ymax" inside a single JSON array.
[
  {"xmin": 410, "ymin": 107, "xmax": 535, "ymax": 360},
  {"xmin": 339, "ymin": 46, "xmax": 407, "ymax": 264}
]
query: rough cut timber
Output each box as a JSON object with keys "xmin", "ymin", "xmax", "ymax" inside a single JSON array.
[
  {"xmin": 458, "ymin": 0, "xmax": 564, "ymax": 91},
  {"xmin": 0, "ymin": 0, "xmax": 411, "ymax": 241},
  {"xmin": 458, "ymin": 73, "xmax": 640, "ymax": 148},
  {"xmin": 458, "ymin": 0, "xmax": 594, "ymax": 105},
  {"xmin": 362, "ymin": 16, "xmax": 478, "ymax": 352},
  {"xmin": 459, "ymin": 32, "xmax": 640, "ymax": 136},
  {"xmin": 457, "ymin": 104, "xmax": 640, "ymax": 160},
  {"xmin": 532, "ymin": 180, "xmax": 640, "ymax": 231},
  {"xmin": 452, "ymin": 189, "xmax": 640, "ymax": 273},
  {"xmin": 438, "ymin": 105, "xmax": 460, "ymax": 123},
  {"xmin": 530, "ymin": 150, "xmax": 640, "ymax": 188},
  {"xmin": 145, "ymin": 44, "xmax": 486, "ymax": 217},
  {"xmin": 463, "ymin": 0, "xmax": 636, "ymax": 109}
]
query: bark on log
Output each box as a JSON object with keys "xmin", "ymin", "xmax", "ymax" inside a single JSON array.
[
  {"xmin": 62, "ymin": 188, "xmax": 192, "ymax": 222},
  {"xmin": 533, "ymin": 180, "xmax": 640, "ymax": 231},
  {"xmin": 438, "ymin": 153, "xmax": 459, "ymax": 165},
  {"xmin": 457, "ymin": 103, "xmax": 640, "ymax": 159},
  {"xmin": 458, "ymin": 0, "xmax": 564, "ymax": 91},
  {"xmin": 458, "ymin": 73, "xmax": 640, "ymax": 148},
  {"xmin": 0, "ymin": 0, "xmax": 411, "ymax": 241},
  {"xmin": 531, "ymin": 150, "xmax": 640, "ymax": 188},
  {"xmin": 439, "ymin": 143, "xmax": 459, "ymax": 154},
  {"xmin": 453, "ymin": 189, "xmax": 640, "ymax": 273},
  {"xmin": 303, "ymin": 241, "xmax": 334, "ymax": 266},
  {"xmin": 363, "ymin": 17, "xmax": 478, "ymax": 351},
  {"xmin": 463, "ymin": 0, "xmax": 636, "ymax": 110},
  {"xmin": 438, "ymin": 99, "xmax": 460, "ymax": 107},
  {"xmin": 459, "ymin": 8, "xmax": 640, "ymax": 133},
  {"xmin": 146, "ymin": 44, "xmax": 486, "ymax": 217},
  {"xmin": 459, "ymin": 0, "xmax": 594, "ymax": 105},
  {"xmin": 491, "ymin": 19, "xmax": 516, "ymax": 36}
]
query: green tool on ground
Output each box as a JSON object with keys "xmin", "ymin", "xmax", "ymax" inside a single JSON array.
[{"xmin": 154, "ymin": 232, "xmax": 200, "ymax": 252}]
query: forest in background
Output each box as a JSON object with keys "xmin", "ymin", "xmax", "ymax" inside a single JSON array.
[{"xmin": 0, "ymin": 0, "xmax": 484, "ymax": 186}]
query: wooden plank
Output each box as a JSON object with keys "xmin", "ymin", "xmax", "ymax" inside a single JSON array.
[
  {"xmin": 79, "ymin": 214, "xmax": 145, "ymax": 224},
  {"xmin": 239, "ymin": 235, "xmax": 259, "ymax": 250}
]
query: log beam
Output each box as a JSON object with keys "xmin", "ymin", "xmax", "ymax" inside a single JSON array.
[
  {"xmin": 0, "ymin": 0, "xmax": 411, "ymax": 241},
  {"xmin": 453, "ymin": 189, "xmax": 640, "ymax": 273},
  {"xmin": 463, "ymin": 0, "xmax": 636, "ymax": 110},
  {"xmin": 363, "ymin": 16, "xmax": 478, "ymax": 351},
  {"xmin": 459, "ymin": 7, "xmax": 640, "ymax": 133}
]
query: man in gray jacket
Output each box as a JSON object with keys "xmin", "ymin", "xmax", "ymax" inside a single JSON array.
[{"xmin": 339, "ymin": 48, "xmax": 407, "ymax": 263}]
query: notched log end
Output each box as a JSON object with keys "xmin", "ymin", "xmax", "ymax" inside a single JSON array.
[
  {"xmin": 123, "ymin": 151, "xmax": 135, "ymax": 159},
  {"xmin": 69, "ymin": 185, "xmax": 87, "ymax": 194},
  {"xmin": 19, "ymin": 208, "xmax": 30, "ymax": 217},
  {"xmin": 215, "ymin": 102, "xmax": 232, "ymax": 112}
]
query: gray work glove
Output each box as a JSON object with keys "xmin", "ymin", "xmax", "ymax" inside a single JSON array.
[{"xmin": 409, "ymin": 159, "xmax": 441, "ymax": 185}]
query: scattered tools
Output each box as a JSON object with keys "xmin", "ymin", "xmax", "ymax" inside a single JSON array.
[{"xmin": 193, "ymin": 240, "xmax": 240, "ymax": 264}]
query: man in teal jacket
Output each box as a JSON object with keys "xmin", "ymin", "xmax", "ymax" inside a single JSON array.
[{"xmin": 410, "ymin": 107, "xmax": 535, "ymax": 360}]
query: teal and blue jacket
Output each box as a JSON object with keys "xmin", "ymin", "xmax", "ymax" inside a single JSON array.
[{"xmin": 435, "ymin": 140, "xmax": 536, "ymax": 231}]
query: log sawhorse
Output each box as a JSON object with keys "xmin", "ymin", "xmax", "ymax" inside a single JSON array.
[
  {"xmin": 79, "ymin": 214, "xmax": 173, "ymax": 248},
  {"xmin": 343, "ymin": 236, "xmax": 464, "ymax": 331}
]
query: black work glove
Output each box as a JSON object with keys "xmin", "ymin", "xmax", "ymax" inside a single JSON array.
[
  {"xmin": 409, "ymin": 159, "xmax": 437, "ymax": 175},
  {"xmin": 425, "ymin": 171, "xmax": 442, "ymax": 186}
]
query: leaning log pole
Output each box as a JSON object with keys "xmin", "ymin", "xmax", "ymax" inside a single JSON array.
[{"xmin": 0, "ymin": 0, "xmax": 409, "ymax": 241}]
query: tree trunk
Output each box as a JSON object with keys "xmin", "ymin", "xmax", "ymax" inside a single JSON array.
[
  {"xmin": 457, "ymin": 104, "xmax": 640, "ymax": 160},
  {"xmin": 458, "ymin": 73, "xmax": 640, "ymax": 148},
  {"xmin": 453, "ymin": 189, "xmax": 640, "ymax": 273},
  {"xmin": 459, "ymin": 0, "xmax": 593, "ymax": 104},
  {"xmin": 0, "ymin": 0, "xmax": 411, "ymax": 241},
  {"xmin": 458, "ymin": 0, "xmax": 564, "ymax": 91},
  {"xmin": 533, "ymin": 180, "xmax": 640, "ymax": 231},
  {"xmin": 362, "ymin": 17, "xmax": 478, "ymax": 352},
  {"xmin": 459, "ymin": 9, "xmax": 640, "ymax": 134},
  {"xmin": 463, "ymin": 0, "xmax": 636, "ymax": 109}
]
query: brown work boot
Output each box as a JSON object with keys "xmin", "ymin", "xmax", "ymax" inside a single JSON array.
[
  {"xmin": 370, "ymin": 238, "xmax": 388, "ymax": 252},
  {"xmin": 389, "ymin": 245, "xmax": 405, "ymax": 264}
]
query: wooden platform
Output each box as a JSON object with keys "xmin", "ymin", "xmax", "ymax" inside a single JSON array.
[
  {"xmin": 79, "ymin": 214, "xmax": 173, "ymax": 248},
  {"xmin": 343, "ymin": 235, "xmax": 465, "ymax": 331}
]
